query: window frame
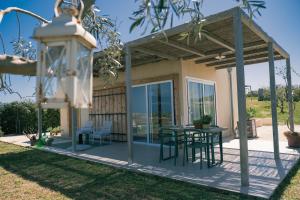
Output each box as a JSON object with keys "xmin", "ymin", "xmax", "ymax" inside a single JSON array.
[{"xmin": 186, "ymin": 77, "xmax": 217, "ymax": 125}]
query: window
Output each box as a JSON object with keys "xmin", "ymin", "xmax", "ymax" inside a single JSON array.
[{"xmin": 187, "ymin": 78, "xmax": 216, "ymax": 125}]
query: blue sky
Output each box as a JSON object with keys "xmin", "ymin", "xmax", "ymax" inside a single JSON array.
[{"xmin": 0, "ymin": 0, "xmax": 300, "ymax": 102}]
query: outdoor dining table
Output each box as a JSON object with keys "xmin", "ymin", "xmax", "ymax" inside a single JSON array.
[{"xmin": 161, "ymin": 126, "xmax": 226, "ymax": 168}]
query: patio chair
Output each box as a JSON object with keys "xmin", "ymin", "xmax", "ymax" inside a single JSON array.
[
  {"xmin": 183, "ymin": 130, "xmax": 210, "ymax": 169},
  {"xmin": 76, "ymin": 120, "xmax": 94, "ymax": 144},
  {"xmin": 159, "ymin": 127, "xmax": 185, "ymax": 166},
  {"xmin": 92, "ymin": 120, "xmax": 113, "ymax": 144}
]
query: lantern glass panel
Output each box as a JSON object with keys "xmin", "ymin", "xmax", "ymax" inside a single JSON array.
[
  {"xmin": 43, "ymin": 45, "xmax": 67, "ymax": 99},
  {"xmin": 75, "ymin": 43, "xmax": 92, "ymax": 107}
]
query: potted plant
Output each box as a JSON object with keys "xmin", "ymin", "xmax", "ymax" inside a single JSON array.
[
  {"xmin": 284, "ymin": 120, "xmax": 300, "ymax": 148},
  {"xmin": 50, "ymin": 126, "xmax": 62, "ymax": 136},
  {"xmin": 202, "ymin": 115, "xmax": 212, "ymax": 129},
  {"xmin": 235, "ymin": 108, "xmax": 258, "ymax": 138},
  {"xmin": 24, "ymin": 128, "xmax": 38, "ymax": 146},
  {"xmin": 193, "ymin": 119, "xmax": 203, "ymax": 129}
]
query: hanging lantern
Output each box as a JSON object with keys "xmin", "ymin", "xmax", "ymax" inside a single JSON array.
[{"xmin": 33, "ymin": 0, "xmax": 96, "ymax": 109}]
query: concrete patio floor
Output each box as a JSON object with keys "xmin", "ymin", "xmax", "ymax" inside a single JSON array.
[{"xmin": 1, "ymin": 125, "xmax": 300, "ymax": 199}]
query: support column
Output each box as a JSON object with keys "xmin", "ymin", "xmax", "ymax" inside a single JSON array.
[
  {"xmin": 227, "ymin": 68, "xmax": 235, "ymax": 136},
  {"xmin": 233, "ymin": 8, "xmax": 249, "ymax": 186},
  {"xmin": 71, "ymin": 106, "xmax": 77, "ymax": 152},
  {"xmin": 36, "ymin": 43, "xmax": 43, "ymax": 140},
  {"xmin": 286, "ymin": 58, "xmax": 295, "ymax": 132},
  {"xmin": 268, "ymin": 42, "xmax": 280, "ymax": 159},
  {"xmin": 38, "ymin": 105, "xmax": 42, "ymax": 140},
  {"xmin": 125, "ymin": 45, "xmax": 133, "ymax": 164}
]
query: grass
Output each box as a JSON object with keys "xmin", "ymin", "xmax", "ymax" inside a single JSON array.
[
  {"xmin": 0, "ymin": 142, "xmax": 255, "ymax": 200},
  {"xmin": 246, "ymin": 97, "xmax": 300, "ymax": 125},
  {"xmin": 0, "ymin": 141, "xmax": 299, "ymax": 200}
]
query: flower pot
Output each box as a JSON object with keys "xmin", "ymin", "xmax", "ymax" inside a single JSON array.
[
  {"xmin": 202, "ymin": 124, "xmax": 210, "ymax": 129},
  {"xmin": 30, "ymin": 139, "xmax": 37, "ymax": 146},
  {"xmin": 194, "ymin": 124, "xmax": 203, "ymax": 129},
  {"xmin": 284, "ymin": 131, "xmax": 300, "ymax": 148}
]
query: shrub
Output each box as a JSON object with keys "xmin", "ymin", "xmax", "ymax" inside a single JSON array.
[
  {"xmin": 247, "ymin": 107, "xmax": 256, "ymax": 119},
  {"xmin": 0, "ymin": 126, "xmax": 3, "ymax": 137},
  {"xmin": 0, "ymin": 101, "xmax": 60, "ymax": 135},
  {"xmin": 201, "ymin": 115, "xmax": 212, "ymax": 124}
]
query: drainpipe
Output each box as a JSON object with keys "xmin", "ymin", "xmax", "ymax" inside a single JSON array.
[{"xmin": 227, "ymin": 67, "xmax": 235, "ymax": 137}]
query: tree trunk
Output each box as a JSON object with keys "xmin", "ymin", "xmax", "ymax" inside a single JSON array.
[
  {"xmin": 280, "ymin": 100, "xmax": 285, "ymax": 114},
  {"xmin": 0, "ymin": 55, "xmax": 36, "ymax": 76}
]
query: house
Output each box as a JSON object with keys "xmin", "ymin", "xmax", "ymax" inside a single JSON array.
[{"xmin": 59, "ymin": 7, "xmax": 294, "ymax": 186}]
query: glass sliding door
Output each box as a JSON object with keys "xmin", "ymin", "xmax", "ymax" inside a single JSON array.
[
  {"xmin": 132, "ymin": 81, "xmax": 174, "ymax": 144},
  {"xmin": 188, "ymin": 79, "xmax": 216, "ymax": 125},
  {"xmin": 132, "ymin": 86, "xmax": 148, "ymax": 143},
  {"xmin": 148, "ymin": 82, "xmax": 173, "ymax": 144}
]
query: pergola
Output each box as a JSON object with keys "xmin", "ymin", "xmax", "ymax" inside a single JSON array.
[
  {"xmin": 0, "ymin": 6, "xmax": 295, "ymax": 187},
  {"xmin": 124, "ymin": 7, "xmax": 295, "ymax": 186}
]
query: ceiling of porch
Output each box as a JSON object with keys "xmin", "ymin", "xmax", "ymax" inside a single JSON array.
[{"xmin": 120, "ymin": 7, "xmax": 288, "ymax": 70}]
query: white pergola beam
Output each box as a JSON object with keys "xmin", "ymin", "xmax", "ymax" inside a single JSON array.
[
  {"xmin": 125, "ymin": 8, "xmax": 235, "ymax": 48},
  {"xmin": 197, "ymin": 47, "xmax": 268, "ymax": 65},
  {"xmin": 194, "ymin": 41, "xmax": 266, "ymax": 63},
  {"xmin": 215, "ymin": 55, "xmax": 282, "ymax": 70},
  {"xmin": 268, "ymin": 42, "xmax": 280, "ymax": 159},
  {"xmin": 135, "ymin": 47, "xmax": 177, "ymax": 60},
  {"xmin": 202, "ymin": 32, "xmax": 235, "ymax": 52},
  {"xmin": 125, "ymin": 45, "xmax": 133, "ymax": 164},
  {"xmin": 158, "ymin": 40, "xmax": 205, "ymax": 57},
  {"xmin": 241, "ymin": 9, "xmax": 289, "ymax": 59},
  {"xmin": 286, "ymin": 58, "xmax": 295, "ymax": 131},
  {"xmin": 233, "ymin": 7, "xmax": 249, "ymax": 186},
  {"xmin": 210, "ymin": 54, "xmax": 281, "ymax": 68}
]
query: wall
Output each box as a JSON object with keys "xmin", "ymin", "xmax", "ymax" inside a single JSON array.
[
  {"xmin": 72, "ymin": 58, "xmax": 238, "ymax": 138},
  {"xmin": 94, "ymin": 60, "xmax": 181, "ymax": 89},
  {"xmin": 180, "ymin": 59, "xmax": 238, "ymax": 137}
]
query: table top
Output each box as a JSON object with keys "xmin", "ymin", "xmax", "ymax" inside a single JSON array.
[{"xmin": 161, "ymin": 126, "xmax": 227, "ymax": 134}]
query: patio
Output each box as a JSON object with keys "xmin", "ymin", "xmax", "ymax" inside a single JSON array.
[{"xmin": 1, "ymin": 126, "xmax": 300, "ymax": 199}]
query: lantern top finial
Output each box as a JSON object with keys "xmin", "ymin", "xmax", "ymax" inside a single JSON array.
[{"xmin": 54, "ymin": 0, "xmax": 84, "ymax": 21}]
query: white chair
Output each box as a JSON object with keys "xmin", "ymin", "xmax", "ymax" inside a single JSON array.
[
  {"xmin": 92, "ymin": 120, "xmax": 113, "ymax": 144},
  {"xmin": 76, "ymin": 120, "xmax": 94, "ymax": 143}
]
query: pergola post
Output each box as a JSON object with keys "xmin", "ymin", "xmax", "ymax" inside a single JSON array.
[
  {"xmin": 233, "ymin": 8, "xmax": 249, "ymax": 186},
  {"xmin": 286, "ymin": 57, "xmax": 295, "ymax": 132},
  {"xmin": 37, "ymin": 105, "xmax": 42, "ymax": 139},
  {"xmin": 268, "ymin": 42, "xmax": 280, "ymax": 159},
  {"xmin": 71, "ymin": 106, "xmax": 77, "ymax": 152},
  {"xmin": 125, "ymin": 45, "xmax": 133, "ymax": 164}
]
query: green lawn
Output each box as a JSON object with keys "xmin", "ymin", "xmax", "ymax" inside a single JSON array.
[
  {"xmin": 247, "ymin": 97, "xmax": 300, "ymax": 125},
  {"xmin": 0, "ymin": 142, "xmax": 299, "ymax": 199}
]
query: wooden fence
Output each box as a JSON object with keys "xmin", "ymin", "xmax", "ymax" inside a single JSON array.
[{"xmin": 89, "ymin": 87, "xmax": 127, "ymax": 142}]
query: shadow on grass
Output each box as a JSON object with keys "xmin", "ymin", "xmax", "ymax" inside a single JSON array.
[
  {"xmin": 0, "ymin": 142, "xmax": 262, "ymax": 200},
  {"xmin": 270, "ymin": 158, "xmax": 300, "ymax": 200}
]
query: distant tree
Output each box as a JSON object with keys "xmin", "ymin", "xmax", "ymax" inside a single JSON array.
[
  {"xmin": 276, "ymin": 86, "xmax": 286, "ymax": 114},
  {"xmin": 258, "ymin": 88, "xmax": 264, "ymax": 101},
  {"xmin": 294, "ymin": 86, "xmax": 300, "ymax": 102},
  {"xmin": 262, "ymin": 88, "xmax": 271, "ymax": 101},
  {"xmin": 247, "ymin": 90, "xmax": 258, "ymax": 98}
]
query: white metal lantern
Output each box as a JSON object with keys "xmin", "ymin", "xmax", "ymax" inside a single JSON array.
[{"xmin": 33, "ymin": 1, "xmax": 96, "ymax": 109}]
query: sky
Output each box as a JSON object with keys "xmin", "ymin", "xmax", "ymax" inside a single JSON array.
[{"xmin": 0, "ymin": 0, "xmax": 300, "ymax": 103}]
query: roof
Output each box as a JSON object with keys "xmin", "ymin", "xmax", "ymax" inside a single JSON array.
[{"xmin": 112, "ymin": 7, "xmax": 288, "ymax": 69}]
